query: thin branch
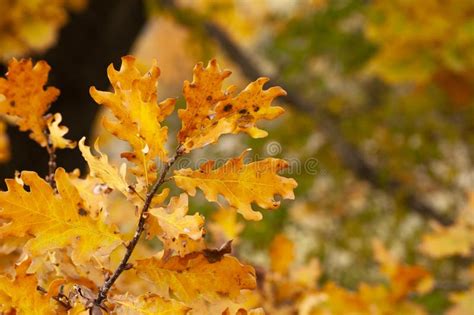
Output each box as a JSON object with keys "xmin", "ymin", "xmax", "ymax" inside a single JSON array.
[
  {"xmin": 94, "ymin": 146, "xmax": 184, "ymax": 306},
  {"xmin": 44, "ymin": 131, "xmax": 57, "ymax": 190},
  {"xmin": 159, "ymin": 0, "xmax": 453, "ymax": 226}
]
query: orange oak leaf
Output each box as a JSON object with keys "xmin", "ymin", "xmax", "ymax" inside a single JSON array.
[
  {"xmin": 178, "ymin": 59, "xmax": 286, "ymax": 152},
  {"xmin": 0, "ymin": 58, "xmax": 59, "ymax": 146},
  {"xmin": 147, "ymin": 193, "xmax": 205, "ymax": 256},
  {"xmin": 178, "ymin": 59, "xmax": 233, "ymax": 144},
  {"xmin": 136, "ymin": 252, "xmax": 256, "ymax": 305},
  {"xmin": 0, "ymin": 168, "xmax": 122, "ymax": 265},
  {"xmin": 174, "ymin": 150, "xmax": 297, "ymax": 220},
  {"xmin": 90, "ymin": 55, "xmax": 175, "ymax": 182}
]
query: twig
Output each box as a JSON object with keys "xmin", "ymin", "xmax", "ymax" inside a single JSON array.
[
  {"xmin": 44, "ymin": 131, "xmax": 57, "ymax": 190},
  {"xmin": 159, "ymin": 0, "xmax": 453, "ymax": 226},
  {"xmin": 94, "ymin": 146, "xmax": 184, "ymax": 306}
]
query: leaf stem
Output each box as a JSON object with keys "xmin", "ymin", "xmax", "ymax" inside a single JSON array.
[{"xmin": 94, "ymin": 146, "xmax": 184, "ymax": 306}]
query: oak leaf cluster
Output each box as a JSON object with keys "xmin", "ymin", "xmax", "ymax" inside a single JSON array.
[{"xmin": 0, "ymin": 56, "xmax": 296, "ymax": 314}]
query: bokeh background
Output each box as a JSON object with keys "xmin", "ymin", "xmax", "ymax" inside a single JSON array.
[{"xmin": 1, "ymin": 0, "xmax": 473, "ymax": 314}]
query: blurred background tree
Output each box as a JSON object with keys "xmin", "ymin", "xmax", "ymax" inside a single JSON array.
[{"xmin": 0, "ymin": 0, "xmax": 473, "ymax": 314}]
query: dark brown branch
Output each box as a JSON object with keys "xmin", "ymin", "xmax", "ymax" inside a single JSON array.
[
  {"xmin": 94, "ymin": 147, "xmax": 184, "ymax": 306},
  {"xmin": 159, "ymin": 0, "xmax": 453, "ymax": 226}
]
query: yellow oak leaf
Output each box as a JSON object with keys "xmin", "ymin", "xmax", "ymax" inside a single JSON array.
[
  {"xmin": 0, "ymin": 235, "xmax": 25, "ymax": 255},
  {"xmin": 178, "ymin": 59, "xmax": 286, "ymax": 152},
  {"xmin": 79, "ymin": 137, "xmax": 129, "ymax": 197},
  {"xmin": 68, "ymin": 173, "xmax": 108, "ymax": 219},
  {"xmin": 0, "ymin": 58, "xmax": 59, "ymax": 146},
  {"xmin": 174, "ymin": 150, "xmax": 297, "ymax": 220},
  {"xmin": 0, "ymin": 260, "xmax": 56, "ymax": 315},
  {"xmin": 150, "ymin": 188, "xmax": 171, "ymax": 208},
  {"xmin": 208, "ymin": 207, "xmax": 244, "ymax": 244},
  {"xmin": 195, "ymin": 294, "xmax": 263, "ymax": 315},
  {"xmin": 90, "ymin": 55, "xmax": 175, "ymax": 182},
  {"xmin": 148, "ymin": 194, "xmax": 205, "ymax": 256},
  {"xmin": 0, "ymin": 168, "xmax": 122, "ymax": 265},
  {"xmin": 28, "ymin": 249, "xmax": 105, "ymax": 293},
  {"xmin": 0, "ymin": 236, "xmax": 26, "ymax": 275},
  {"xmin": 165, "ymin": 234, "xmax": 207, "ymax": 259},
  {"xmin": 46, "ymin": 113, "xmax": 76, "ymax": 149},
  {"xmin": 421, "ymin": 197, "xmax": 474, "ymax": 258},
  {"xmin": 358, "ymin": 283, "xmax": 427, "ymax": 315},
  {"xmin": 420, "ymin": 223, "xmax": 474, "ymax": 258},
  {"xmin": 136, "ymin": 252, "xmax": 256, "ymax": 305},
  {"xmin": 291, "ymin": 258, "xmax": 321, "ymax": 289},
  {"xmin": 112, "ymin": 293, "xmax": 190, "ymax": 315},
  {"xmin": 270, "ymin": 234, "xmax": 295, "ymax": 275}
]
